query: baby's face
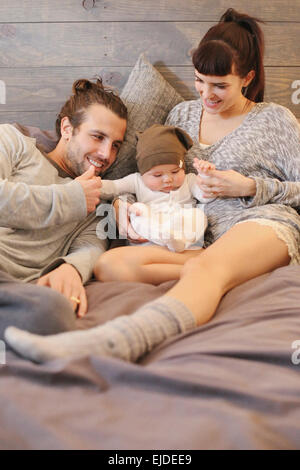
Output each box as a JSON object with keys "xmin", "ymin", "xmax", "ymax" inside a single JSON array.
[{"xmin": 141, "ymin": 164, "xmax": 185, "ymax": 193}]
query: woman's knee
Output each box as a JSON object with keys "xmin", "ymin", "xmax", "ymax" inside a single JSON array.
[
  {"xmin": 181, "ymin": 222, "xmax": 291, "ymax": 293},
  {"xmin": 181, "ymin": 250, "xmax": 235, "ymax": 294},
  {"xmin": 94, "ymin": 251, "xmax": 115, "ymax": 281},
  {"xmin": 94, "ymin": 249, "xmax": 140, "ymax": 282}
]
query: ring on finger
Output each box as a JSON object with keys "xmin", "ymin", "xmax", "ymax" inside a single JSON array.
[{"xmin": 70, "ymin": 296, "xmax": 80, "ymax": 304}]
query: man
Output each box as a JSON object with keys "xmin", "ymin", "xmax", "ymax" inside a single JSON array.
[{"xmin": 0, "ymin": 78, "xmax": 127, "ymax": 338}]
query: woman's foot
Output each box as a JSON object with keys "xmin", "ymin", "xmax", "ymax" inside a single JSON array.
[{"xmin": 4, "ymin": 326, "xmax": 107, "ymax": 363}]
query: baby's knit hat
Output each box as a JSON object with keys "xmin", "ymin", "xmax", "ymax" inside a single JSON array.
[{"xmin": 135, "ymin": 124, "xmax": 193, "ymax": 175}]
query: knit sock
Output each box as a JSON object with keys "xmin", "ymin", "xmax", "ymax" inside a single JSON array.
[{"xmin": 4, "ymin": 296, "xmax": 196, "ymax": 363}]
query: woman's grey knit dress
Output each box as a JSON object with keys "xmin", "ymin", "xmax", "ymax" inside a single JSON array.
[{"xmin": 165, "ymin": 100, "xmax": 300, "ymax": 263}]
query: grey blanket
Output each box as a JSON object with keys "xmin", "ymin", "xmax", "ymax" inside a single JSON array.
[{"xmin": 1, "ymin": 266, "xmax": 300, "ymax": 450}]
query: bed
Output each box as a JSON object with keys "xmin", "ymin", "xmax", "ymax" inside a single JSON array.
[{"xmin": 1, "ymin": 54, "xmax": 300, "ymax": 451}]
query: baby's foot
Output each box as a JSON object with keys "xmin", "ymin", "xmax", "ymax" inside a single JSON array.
[
  {"xmin": 193, "ymin": 158, "xmax": 216, "ymax": 175},
  {"xmin": 166, "ymin": 231, "xmax": 186, "ymax": 252}
]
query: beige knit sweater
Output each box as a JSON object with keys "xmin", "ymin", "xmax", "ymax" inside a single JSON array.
[{"xmin": 0, "ymin": 124, "xmax": 107, "ymax": 282}]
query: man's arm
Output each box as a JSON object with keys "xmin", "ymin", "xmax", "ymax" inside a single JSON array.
[
  {"xmin": 0, "ymin": 124, "xmax": 88, "ymax": 228},
  {"xmin": 37, "ymin": 212, "xmax": 108, "ymax": 317},
  {"xmin": 0, "ymin": 125, "xmax": 102, "ymax": 229},
  {"xmin": 0, "ymin": 178, "xmax": 88, "ymax": 229}
]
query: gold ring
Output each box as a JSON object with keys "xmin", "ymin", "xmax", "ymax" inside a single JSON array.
[{"xmin": 70, "ymin": 296, "xmax": 80, "ymax": 304}]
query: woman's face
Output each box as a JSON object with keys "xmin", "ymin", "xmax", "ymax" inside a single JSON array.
[{"xmin": 194, "ymin": 68, "xmax": 251, "ymax": 115}]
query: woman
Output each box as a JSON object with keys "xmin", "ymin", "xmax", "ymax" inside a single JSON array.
[{"xmin": 4, "ymin": 9, "xmax": 300, "ymax": 363}]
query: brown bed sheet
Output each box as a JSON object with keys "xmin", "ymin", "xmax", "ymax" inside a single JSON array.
[{"xmin": 1, "ymin": 266, "xmax": 300, "ymax": 450}]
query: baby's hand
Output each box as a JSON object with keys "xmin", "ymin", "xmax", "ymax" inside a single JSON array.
[{"xmin": 193, "ymin": 158, "xmax": 216, "ymax": 175}]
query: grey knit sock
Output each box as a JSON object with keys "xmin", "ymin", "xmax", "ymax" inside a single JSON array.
[{"xmin": 4, "ymin": 296, "xmax": 196, "ymax": 363}]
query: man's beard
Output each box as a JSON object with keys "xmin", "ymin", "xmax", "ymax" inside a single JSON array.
[{"xmin": 65, "ymin": 145, "xmax": 86, "ymax": 177}]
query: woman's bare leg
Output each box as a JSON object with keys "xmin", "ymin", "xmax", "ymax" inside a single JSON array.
[
  {"xmin": 94, "ymin": 245, "xmax": 204, "ymax": 284},
  {"xmin": 4, "ymin": 222, "xmax": 290, "ymax": 364},
  {"xmin": 165, "ymin": 222, "xmax": 290, "ymax": 325}
]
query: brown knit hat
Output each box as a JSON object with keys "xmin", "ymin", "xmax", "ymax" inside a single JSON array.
[{"xmin": 135, "ymin": 124, "xmax": 193, "ymax": 175}]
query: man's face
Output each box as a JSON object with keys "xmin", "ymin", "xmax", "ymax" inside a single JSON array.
[{"xmin": 64, "ymin": 103, "xmax": 127, "ymax": 176}]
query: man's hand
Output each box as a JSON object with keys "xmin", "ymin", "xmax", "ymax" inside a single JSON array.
[
  {"xmin": 37, "ymin": 264, "xmax": 88, "ymax": 318},
  {"xmin": 113, "ymin": 198, "xmax": 148, "ymax": 243},
  {"xmin": 75, "ymin": 165, "xmax": 102, "ymax": 214}
]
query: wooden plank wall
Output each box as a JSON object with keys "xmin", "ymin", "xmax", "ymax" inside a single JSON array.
[{"xmin": 0, "ymin": 0, "xmax": 299, "ymax": 130}]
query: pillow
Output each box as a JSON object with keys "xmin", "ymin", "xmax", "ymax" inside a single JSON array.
[
  {"xmin": 13, "ymin": 53, "xmax": 184, "ymax": 179},
  {"xmin": 104, "ymin": 53, "xmax": 184, "ymax": 179},
  {"xmin": 12, "ymin": 123, "xmax": 57, "ymax": 154}
]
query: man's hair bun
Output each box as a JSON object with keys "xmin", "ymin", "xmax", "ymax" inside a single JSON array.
[{"xmin": 72, "ymin": 78, "xmax": 105, "ymax": 94}]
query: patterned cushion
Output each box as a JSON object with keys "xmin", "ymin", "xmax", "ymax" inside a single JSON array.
[{"xmin": 104, "ymin": 53, "xmax": 183, "ymax": 179}]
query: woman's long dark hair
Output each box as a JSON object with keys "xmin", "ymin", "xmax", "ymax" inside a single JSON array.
[{"xmin": 192, "ymin": 8, "xmax": 265, "ymax": 102}]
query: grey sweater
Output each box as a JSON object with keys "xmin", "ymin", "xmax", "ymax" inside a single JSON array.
[
  {"xmin": 0, "ymin": 124, "xmax": 107, "ymax": 282},
  {"xmin": 165, "ymin": 100, "xmax": 300, "ymax": 256}
]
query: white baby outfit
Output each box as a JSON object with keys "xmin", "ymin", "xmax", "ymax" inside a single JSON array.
[{"xmin": 101, "ymin": 172, "xmax": 213, "ymax": 252}]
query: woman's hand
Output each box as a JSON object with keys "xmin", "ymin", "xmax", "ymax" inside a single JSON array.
[
  {"xmin": 193, "ymin": 158, "xmax": 256, "ymax": 198},
  {"xmin": 37, "ymin": 263, "xmax": 88, "ymax": 318},
  {"xmin": 113, "ymin": 198, "xmax": 148, "ymax": 243}
]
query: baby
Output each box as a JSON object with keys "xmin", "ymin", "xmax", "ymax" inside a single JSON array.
[
  {"xmin": 99, "ymin": 124, "xmax": 215, "ymax": 253},
  {"xmin": 91, "ymin": 124, "xmax": 215, "ymax": 286}
]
